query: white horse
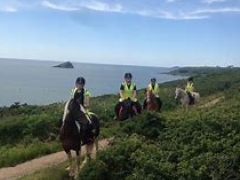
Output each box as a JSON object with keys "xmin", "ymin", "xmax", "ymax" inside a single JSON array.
[{"xmin": 175, "ymin": 88, "xmax": 200, "ymax": 109}]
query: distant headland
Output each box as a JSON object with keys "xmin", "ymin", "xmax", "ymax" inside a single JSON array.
[{"xmin": 52, "ymin": 61, "xmax": 74, "ymax": 69}]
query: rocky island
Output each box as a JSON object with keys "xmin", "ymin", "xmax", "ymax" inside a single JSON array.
[{"xmin": 52, "ymin": 61, "xmax": 74, "ymax": 68}]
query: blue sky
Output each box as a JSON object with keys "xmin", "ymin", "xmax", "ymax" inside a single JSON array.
[{"xmin": 0, "ymin": 0, "xmax": 240, "ymax": 67}]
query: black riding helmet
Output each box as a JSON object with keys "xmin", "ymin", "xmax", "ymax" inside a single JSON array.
[
  {"xmin": 124, "ymin": 73, "xmax": 132, "ymax": 79},
  {"xmin": 188, "ymin": 77, "xmax": 193, "ymax": 82},
  {"xmin": 75, "ymin": 76, "xmax": 86, "ymax": 85},
  {"xmin": 151, "ymin": 78, "xmax": 156, "ymax": 82}
]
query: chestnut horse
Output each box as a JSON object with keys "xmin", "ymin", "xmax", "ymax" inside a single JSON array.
[
  {"xmin": 59, "ymin": 98, "xmax": 100, "ymax": 178},
  {"xmin": 145, "ymin": 89, "xmax": 162, "ymax": 112}
]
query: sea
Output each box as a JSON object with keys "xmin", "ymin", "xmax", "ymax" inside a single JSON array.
[{"xmin": 0, "ymin": 58, "xmax": 184, "ymax": 107}]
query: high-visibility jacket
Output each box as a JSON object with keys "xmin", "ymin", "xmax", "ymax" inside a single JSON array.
[
  {"xmin": 148, "ymin": 83, "xmax": 160, "ymax": 97},
  {"xmin": 71, "ymin": 88, "xmax": 91, "ymax": 106},
  {"xmin": 185, "ymin": 82, "xmax": 194, "ymax": 93},
  {"xmin": 119, "ymin": 82, "xmax": 137, "ymax": 102}
]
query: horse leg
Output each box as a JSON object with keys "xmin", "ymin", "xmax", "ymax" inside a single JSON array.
[
  {"xmin": 75, "ymin": 149, "xmax": 81, "ymax": 179},
  {"xmin": 67, "ymin": 151, "xmax": 74, "ymax": 177},
  {"xmin": 95, "ymin": 136, "xmax": 99, "ymax": 152},
  {"xmin": 80, "ymin": 143, "xmax": 94, "ymax": 170},
  {"xmin": 86, "ymin": 142, "xmax": 94, "ymax": 159}
]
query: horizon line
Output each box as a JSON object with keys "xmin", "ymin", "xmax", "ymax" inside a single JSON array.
[{"xmin": 0, "ymin": 57, "xmax": 238, "ymax": 68}]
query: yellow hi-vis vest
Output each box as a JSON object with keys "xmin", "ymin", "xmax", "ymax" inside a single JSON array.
[
  {"xmin": 120, "ymin": 82, "xmax": 137, "ymax": 102},
  {"xmin": 185, "ymin": 82, "xmax": 194, "ymax": 93},
  {"xmin": 71, "ymin": 88, "xmax": 91, "ymax": 98},
  {"xmin": 148, "ymin": 83, "xmax": 160, "ymax": 97},
  {"xmin": 71, "ymin": 88, "xmax": 91, "ymax": 111}
]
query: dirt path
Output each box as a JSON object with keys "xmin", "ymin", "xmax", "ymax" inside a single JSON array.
[
  {"xmin": 199, "ymin": 96, "xmax": 225, "ymax": 108},
  {"xmin": 0, "ymin": 139, "xmax": 110, "ymax": 180}
]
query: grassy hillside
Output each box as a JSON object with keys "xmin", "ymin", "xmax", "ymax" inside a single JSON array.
[
  {"xmin": 78, "ymin": 74, "xmax": 240, "ymax": 180},
  {"xmin": 15, "ymin": 68, "xmax": 240, "ymax": 180}
]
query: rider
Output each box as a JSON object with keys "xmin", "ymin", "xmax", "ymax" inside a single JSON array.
[
  {"xmin": 114, "ymin": 73, "xmax": 141, "ymax": 119},
  {"xmin": 143, "ymin": 78, "xmax": 162, "ymax": 112},
  {"xmin": 185, "ymin": 77, "xmax": 194, "ymax": 105},
  {"xmin": 71, "ymin": 76, "xmax": 92, "ymax": 145}
]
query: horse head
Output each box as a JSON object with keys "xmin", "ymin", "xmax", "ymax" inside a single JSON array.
[
  {"xmin": 67, "ymin": 98, "xmax": 82, "ymax": 122},
  {"xmin": 118, "ymin": 98, "xmax": 137, "ymax": 121},
  {"xmin": 146, "ymin": 88, "xmax": 155, "ymax": 103},
  {"xmin": 175, "ymin": 87, "xmax": 185, "ymax": 99},
  {"xmin": 145, "ymin": 88, "xmax": 160, "ymax": 112}
]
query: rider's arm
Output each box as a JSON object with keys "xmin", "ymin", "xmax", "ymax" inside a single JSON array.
[
  {"xmin": 191, "ymin": 84, "xmax": 194, "ymax": 92},
  {"xmin": 84, "ymin": 90, "xmax": 91, "ymax": 108},
  {"xmin": 120, "ymin": 83, "xmax": 125, "ymax": 99},
  {"xmin": 132, "ymin": 85, "xmax": 137, "ymax": 99},
  {"xmin": 71, "ymin": 88, "xmax": 77, "ymax": 98}
]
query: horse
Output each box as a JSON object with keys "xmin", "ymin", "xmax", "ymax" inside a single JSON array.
[
  {"xmin": 145, "ymin": 89, "xmax": 162, "ymax": 112},
  {"xmin": 118, "ymin": 98, "xmax": 139, "ymax": 121},
  {"xmin": 175, "ymin": 87, "xmax": 200, "ymax": 110},
  {"xmin": 59, "ymin": 98, "xmax": 100, "ymax": 178}
]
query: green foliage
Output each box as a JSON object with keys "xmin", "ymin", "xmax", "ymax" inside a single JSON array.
[
  {"xmin": 121, "ymin": 112, "xmax": 165, "ymax": 140},
  {"xmin": 0, "ymin": 140, "xmax": 61, "ymax": 167},
  {"xmin": 0, "ymin": 103, "xmax": 63, "ymax": 167}
]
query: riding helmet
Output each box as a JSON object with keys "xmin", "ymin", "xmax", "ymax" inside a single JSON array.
[
  {"xmin": 75, "ymin": 76, "xmax": 86, "ymax": 85},
  {"xmin": 124, "ymin": 73, "xmax": 132, "ymax": 79},
  {"xmin": 188, "ymin": 77, "xmax": 193, "ymax": 82},
  {"xmin": 151, "ymin": 78, "xmax": 156, "ymax": 82}
]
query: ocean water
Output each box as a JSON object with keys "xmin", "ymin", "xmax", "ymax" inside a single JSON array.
[{"xmin": 0, "ymin": 59, "xmax": 184, "ymax": 106}]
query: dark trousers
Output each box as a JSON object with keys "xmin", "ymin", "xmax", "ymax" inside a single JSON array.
[{"xmin": 187, "ymin": 92, "xmax": 194, "ymax": 105}]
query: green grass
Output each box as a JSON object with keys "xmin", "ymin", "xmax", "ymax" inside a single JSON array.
[{"xmin": 0, "ymin": 140, "xmax": 61, "ymax": 168}]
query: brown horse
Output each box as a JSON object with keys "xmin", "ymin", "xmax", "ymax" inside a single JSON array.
[
  {"xmin": 59, "ymin": 98, "xmax": 100, "ymax": 178},
  {"xmin": 145, "ymin": 89, "xmax": 162, "ymax": 112}
]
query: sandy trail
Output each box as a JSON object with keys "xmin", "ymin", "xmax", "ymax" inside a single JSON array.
[
  {"xmin": 0, "ymin": 139, "xmax": 110, "ymax": 180},
  {"xmin": 199, "ymin": 96, "xmax": 225, "ymax": 108}
]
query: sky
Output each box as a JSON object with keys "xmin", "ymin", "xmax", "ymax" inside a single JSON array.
[{"xmin": 0, "ymin": 0, "xmax": 240, "ymax": 67}]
